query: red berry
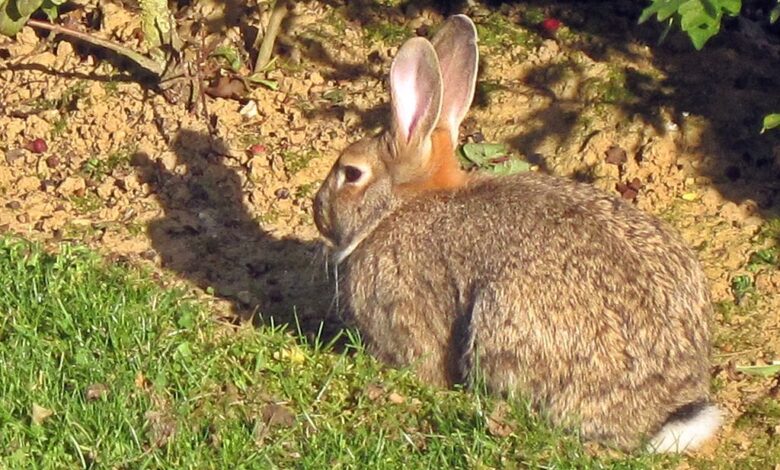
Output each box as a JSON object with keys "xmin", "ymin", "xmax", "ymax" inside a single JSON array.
[
  {"xmin": 540, "ymin": 17, "xmax": 562, "ymax": 34},
  {"xmin": 28, "ymin": 138, "xmax": 48, "ymax": 153},
  {"xmin": 248, "ymin": 144, "xmax": 266, "ymax": 155}
]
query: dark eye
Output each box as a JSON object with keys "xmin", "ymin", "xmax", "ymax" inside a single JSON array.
[{"xmin": 344, "ymin": 165, "xmax": 363, "ymax": 184}]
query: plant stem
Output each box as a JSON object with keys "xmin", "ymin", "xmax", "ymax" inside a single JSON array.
[
  {"xmin": 26, "ymin": 19, "xmax": 164, "ymax": 76},
  {"xmin": 254, "ymin": 0, "xmax": 288, "ymax": 72}
]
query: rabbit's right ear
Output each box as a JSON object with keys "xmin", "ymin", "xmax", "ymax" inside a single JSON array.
[
  {"xmin": 388, "ymin": 37, "xmax": 443, "ymax": 183},
  {"xmin": 431, "ymin": 15, "xmax": 478, "ymax": 147}
]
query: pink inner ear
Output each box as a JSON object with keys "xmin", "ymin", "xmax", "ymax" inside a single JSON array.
[{"xmin": 392, "ymin": 62, "xmax": 423, "ymax": 143}]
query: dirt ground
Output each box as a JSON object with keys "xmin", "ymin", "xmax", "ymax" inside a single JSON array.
[{"xmin": 1, "ymin": 0, "xmax": 779, "ymax": 461}]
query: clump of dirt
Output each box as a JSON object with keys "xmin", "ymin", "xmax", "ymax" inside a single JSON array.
[{"xmin": 0, "ymin": 0, "xmax": 779, "ymax": 461}]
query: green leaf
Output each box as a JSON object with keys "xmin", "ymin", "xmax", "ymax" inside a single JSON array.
[
  {"xmin": 0, "ymin": 0, "xmax": 44, "ymax": 36},
  {"xmin": 40, "ymin": 0, "xmax": 66, "ymax": 21},
  {"xmin": 721, "ymin": 0, "xmax": 742, "ymax": 15},
  {"xmin": 459, "ymin": 142, "xmax": 508, "ymax": 166},
  {"xmin": 748, "ymin": 248, "xmax": 778, "ymax": 266},
  {"xmin": 730, "ymin": 274, "xmax": 752, "ymax": 302},
  {"xmin": 679, "ymin": 0, "xmax": 720, "ymax": 49},
  {"xmin": 212, "ymin": 45, "xmax": 242, "ymax": 72},
  {"xmin": 247, "ymin": 73, "xmax": 279, "ymax": 90},
  {"xmin": 13, "ymin": 0, "xmax": 44, "ymax": 16},
  {"xmin": 323, "ymin": 88, "xmax": 345, "ymax": 104},
  {"xmin": 736, "ymin": 363, "xmax": 780, "ymax": 377},
  {"xmin": 177, "ymin": 310, "xmax": 194, "ymax": 329},
  {"xmin": 761, "ymin": 113, "xmax": 780, "ymax": 133},
  {"xmin": 771, "ymin": 4, "xmax": 780, "ymax": 23},
  {"xmin": 487, "ymin": 159, "xmax": 531, "ymax": 176},
  {"xmin": 640, "ymin": 0, "xmax": 741, "ymax": 49},
  {"xmin": 639, "ymin": 0, "xmax": 685, "ymax": 23},
  {"xmin": 457, "ymin": 142, "xmax": 530, "ymax": 176}
]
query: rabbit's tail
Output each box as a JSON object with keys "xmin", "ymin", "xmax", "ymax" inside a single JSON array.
[{"xmin": 648, "ymin": 401, "xmax": 722, "ymax": 453}]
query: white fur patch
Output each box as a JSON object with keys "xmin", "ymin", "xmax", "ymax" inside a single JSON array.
[
  {"xmin": 333, "ymin": 234, "xmax": 367, "ymax": 265},
  {"xmin": 648, "ymin": 404, "xmax": 722, "ymax": 453}
]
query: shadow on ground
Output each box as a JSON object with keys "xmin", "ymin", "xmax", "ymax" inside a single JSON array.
[
  {"xmin": 132, "ymin": 129, "xmax": 340, "ymax": 340},
  {"xmin": 130, "ymin": 1, "xmax": 778, "ymax": 335}
]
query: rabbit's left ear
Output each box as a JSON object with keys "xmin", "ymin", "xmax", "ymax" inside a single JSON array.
[
  {"xmin": 388, "ymin": 36, "xmax": 443, "ymax": 183},
  {"xmin": 431, "ymin": 15, "xmax": 479, "ymax": 147}
]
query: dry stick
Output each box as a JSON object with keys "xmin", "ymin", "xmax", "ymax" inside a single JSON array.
[
  {"xmin": 254, "ymin": 0, "xmax": 288, "ymax": 72},
  {"xmin": 26, "ymin": 19, "xmax": 164, "ymax": 77}
]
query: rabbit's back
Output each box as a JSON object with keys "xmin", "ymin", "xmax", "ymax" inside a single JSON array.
[{"xmin": 345, "ymin": 171, "xmax": 712, "ymax": 449}]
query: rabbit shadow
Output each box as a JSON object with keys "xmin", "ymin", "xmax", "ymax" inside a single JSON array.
[{"xmin": 132, "ymin": 128, "xmax": 341, "ymax": 341}]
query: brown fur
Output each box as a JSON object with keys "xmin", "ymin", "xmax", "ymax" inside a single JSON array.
[
  {"xmin": 312, "ymin": 15, "xmax": 716, "ymax": 451},
  {"xmin": 336, "ymin": 174, "xmax": 712, "ymax": 450},
  {"xmin": 398, "ymin": 129, "xmax": 468, "ymax": 195}
]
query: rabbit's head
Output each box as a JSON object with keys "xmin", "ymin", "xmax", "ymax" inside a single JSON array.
[{"xmin": 314, "ymin": 15, "xmax": 478, "ymax": 261}]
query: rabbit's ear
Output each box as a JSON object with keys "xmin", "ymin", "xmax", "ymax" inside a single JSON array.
[
  {"xmin": 431, "ymin": 15, "xmax": 478, "ymax": 146},
  {"xmin": 389, "ymin": 36, "xmax": 443, "ymax": 177}
]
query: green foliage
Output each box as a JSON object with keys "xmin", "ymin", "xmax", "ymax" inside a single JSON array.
[
  {"xmin": 639, "ymin": 0, "xmax": 742, "ymax": 49},
  {"xmin": 211, "ymin": 45, "xmax": 242, "ymax": 72},
  {"xmin": 458, "ymin": 142, "xmax": 531, "ymax": 176},
  {"xmin": 246, "ymin": 72, "xmax": 279, "ymax": 90},
  {"xmin": 736, "ymin": 363, "xmax": 780, "ymax": 377},
  {"xmin": 730, "ymin": 273, "xmax": 753, "ymax": 303},
  {"xmin": 80, "ymin": 147, "xmax": 134, "ymax": 181},
  {"xmin": 761, "ymin": 113, "xmax": 780, "ymax": 133},
  {"xmin": 282, "ymin": 149, "xmax": 318, "ymax": 175},
  {"xmin": 0, "ymin": 0, "xmax": 64, "ymax": 36},
  {"xmin": 476, "ymin": 12, "xmax": 537, "ymax": 49}
]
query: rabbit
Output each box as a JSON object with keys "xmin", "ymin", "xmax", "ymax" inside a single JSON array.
[{"xmin": 313, "ymin": 15, "xmax": 721, "ymax": 453}]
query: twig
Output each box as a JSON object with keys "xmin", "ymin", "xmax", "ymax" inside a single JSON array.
[
  {"xmin": 254, "ymin": 0, "xmax": 288, "ymax": 72},
  {"xmin": 26, "ymin": 19, "xmax": 164, "ymax": 76}
]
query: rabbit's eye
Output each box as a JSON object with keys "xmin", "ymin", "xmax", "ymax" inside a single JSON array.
[{"xmin": 343, "ymin": 165, "xmax": 363, "ymax": 184}]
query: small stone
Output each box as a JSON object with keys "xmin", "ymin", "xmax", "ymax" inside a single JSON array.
[
  {"xmin": 5, "ymin": 148, "xmax": 26, "ymax": 165},
  {"xmin": 364, "ymin": 384, "xmax": 384, "ymax": 401},
  {"xmin": 17, "ymin": 175, "xmax": 41, "ymax": 192},
  {"xmin": 57, "ymin": 176, "xmax": 86, "ymax": 196},
  {"xmin": 308, "ymin": 71, "xmax": 324, "ymax": 85},
  {"xmin": 45, "ymin": 155, "xmax": 60, "ymax": 168},
  {"xmin": 84, "ymin": 383, "xmax": 109, "ymax": 401}
]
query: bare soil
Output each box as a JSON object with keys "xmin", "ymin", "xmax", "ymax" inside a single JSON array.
[{"xmin": 1, "ymin": 0, "xmax": 779, "ymax": 461}]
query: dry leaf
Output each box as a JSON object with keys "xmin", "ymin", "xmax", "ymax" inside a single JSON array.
[
  {"xmin": 364, "ymin": 383, "xmax": 384, "ymax": 402},
  {"xmin": 262, "ymin": 403, "xmax": 296, "ymax": 428},
  {"xmin": 486, "ymin": 402, "xmax": 515, "ymax": 437},
  {"xmin": 134, "ymin": 371, "xmax": 149, "ymax": 389},
  {"xmin": 144, "ymin": 410, "xmax": 177, "ymax": 448},
  {"xmin": 255, "ymin": 403, "xmax": 297, "ymax": 444},
  {"xmin": 388, "ymin": 392, "xmax": 405, "ymax": 404},
  {"xmin": 604, "ymin": 145, "xmax": 627, "ymax": 165},
  {"xmin": 31, "ymin": 403, "xmax": 53, "ymax": 425},
  {"xmin": 273, "ymin": 347, "xmax": 306, "ymax": 364}
]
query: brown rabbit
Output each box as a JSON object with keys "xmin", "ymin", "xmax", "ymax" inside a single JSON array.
[{"xmin": 313, "ymin": 15, "xmax": 721, "ymax": 453}]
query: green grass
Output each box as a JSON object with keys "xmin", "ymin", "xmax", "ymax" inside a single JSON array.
[
  {"xmin": 0, "ymin": 237, "xmax": 687, "ymax": 468},
  {"xmin": 363, "ymin": 21, "xmax": 412, "ymax": 46},
  {"xmin": 69, "ymin": 193, "xmax": 104, "ymax": 214},
  {"xmin": 80, "ymin": 146, "xmax": 135, "ymax": 181},
  {"xmin": 475, "ymin": 13, "xmax": 539, "ymax": 49},
  {"xmin": 282, "ymin": 149, "xmax": 319, "ymax": 176}
]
